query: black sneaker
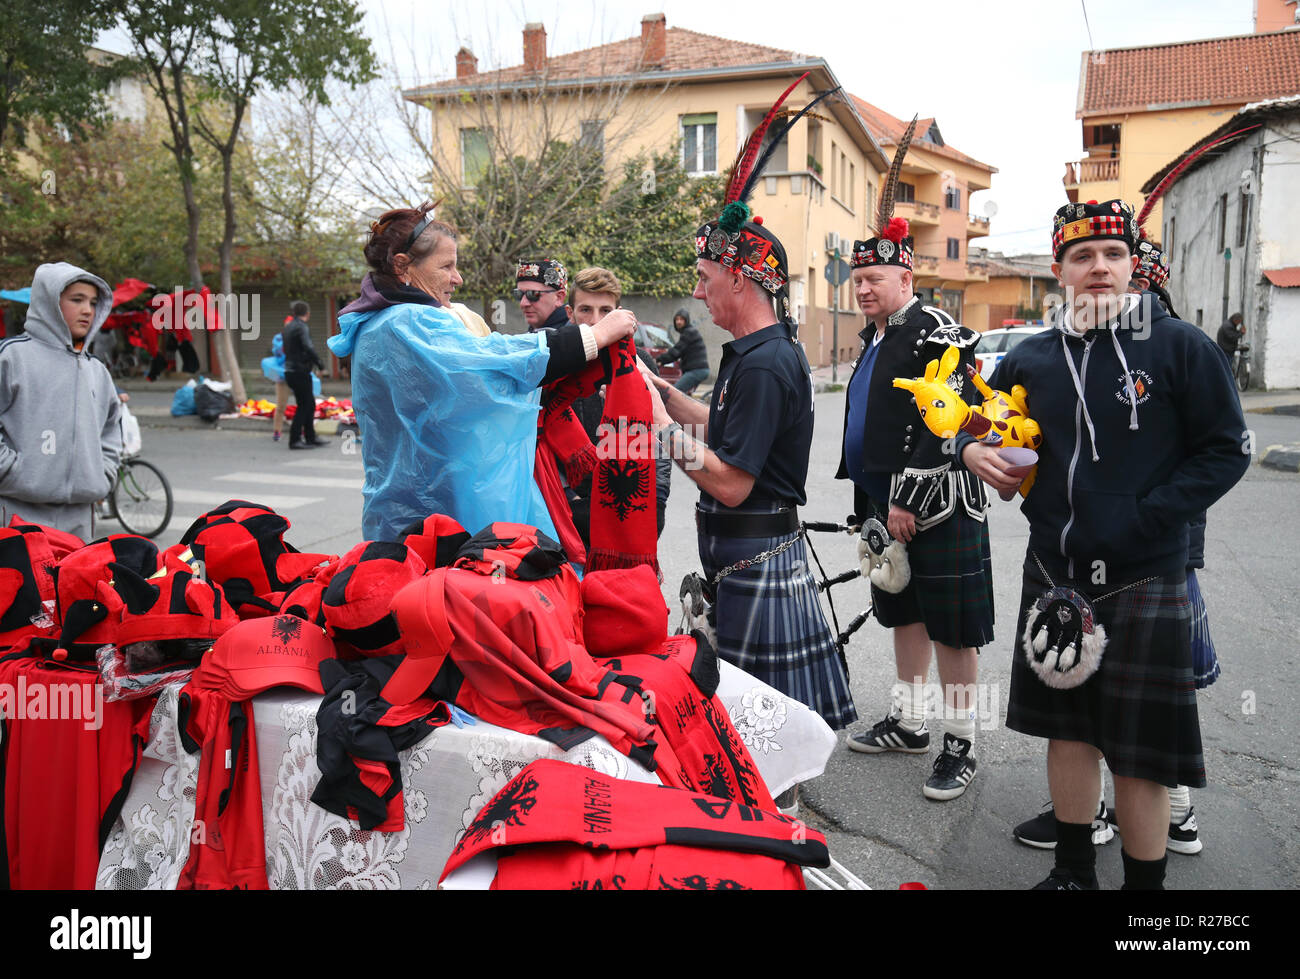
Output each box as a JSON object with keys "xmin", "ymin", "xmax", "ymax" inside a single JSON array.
[
  {"xmin": 922, "ymin": 733, "xmax": 977, "ymax": 801},
  {"xmin": 1167, "ymin": 807, "xmax": 1202, "ymax": 855},
  {"xmin": 1014, "ymin": 800, "xmax": 1115, "ymax": 849},
  {"xmin": 289, "ymin": 440, "xmax": 321, "ymax": 450},
  {"xmin": 846, "ymin": 711, "xmax": 930, "ymax": 754},
  {"xmin": 1031, "ymin": 868, "xmax": 1098, "ymax": 890}
]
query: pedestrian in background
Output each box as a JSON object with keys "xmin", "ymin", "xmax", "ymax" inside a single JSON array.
[
  {"xmin": 282, "ymin": 301, "xmax": 326, "ymax": 450},
  {"xmin": 656, "ymin": 308, "xmax": 709, "ymax": 395}
]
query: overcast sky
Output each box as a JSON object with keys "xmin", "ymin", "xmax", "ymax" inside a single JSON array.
[
  {"xmin": 361, "ymin": 0, "xmax": 1256, "ymax": 256},
  {"xmin": 96, "ymin": 0, "xmax": 1258, "ymax": 257}
]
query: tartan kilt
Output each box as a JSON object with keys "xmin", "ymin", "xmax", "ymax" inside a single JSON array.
[
  {"xmin": 867, "ymin": 501, "xmax": 995, "ymax": 651},
  {"xmin": 698, "ymin": 500, "xmax": 858, "ymax": 731},
  {"xmin": 1006, "ymin": 556, "xmax": 1205, "ymax": 788},
  {"xmin": 1187, "ymin": 570, "xmax": 1221, "ymax": 689}
]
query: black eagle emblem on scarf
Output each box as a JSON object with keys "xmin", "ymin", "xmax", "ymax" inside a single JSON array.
[
  {"xmin": 457, "ymin": 773, "xmax": 540, "ymax": 851},
  {"xmin": 597, "ymin": 460, "xmax": 649, "ymax": 521}
]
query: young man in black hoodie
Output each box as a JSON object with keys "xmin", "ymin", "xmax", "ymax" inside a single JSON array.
[
  {"xmin": 282, "ymin": 300, "xmax": 326, "ymax": 450},
  {"xmin": 962, "ymin": 200, "xmax": 1249, "ymax": 890},
  {"xmin": 656, "ymin": 309, "xmax": 709, "ymax": 395}
]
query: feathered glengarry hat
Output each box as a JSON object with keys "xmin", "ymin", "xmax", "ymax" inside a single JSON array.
[
  {"xmin": 695, "ymin": 73, "xmax": 839, "ymax": 324},
  {"xmin": 1132, "ymin": 124, "xmax": 1261, "ymax": 290},
  {"xmin": 852, "ymin": 115, "xmax": 919, "ymax": 270}
]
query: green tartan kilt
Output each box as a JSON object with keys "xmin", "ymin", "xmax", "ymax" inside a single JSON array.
[{"xmin": 867, "ymin": 501, "xmax": 995, "ymax": 651}]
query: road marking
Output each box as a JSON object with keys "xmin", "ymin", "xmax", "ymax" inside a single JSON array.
[
  {"xmin": 215, "ymin": 471, "xmax": 364, "ymax": 490},
  {"xmin": 282, "ymin": 457, "xmax": 364, "ymax": 471},
  {"xmin": 171, "ymin": 488, "xmax": 322, "ymax": 509}
]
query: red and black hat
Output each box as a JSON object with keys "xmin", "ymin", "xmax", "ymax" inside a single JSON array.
[
  {"xmin": 49, "ymin": 535, "xmax": 160, "ymax": 656},
  {"xmin": 399, "ymin": 513, "xmax": 471, "ymax": 570},
  {"xmin": 1051, "ymin": 199, "xmax": 1138, "ymax": 261},
  {"xmin": 453, "ymin": 523, "xmax": 567, "ymax": 582},
  {"xmin": 180, "ymin": 500, "xmax": 333, "ymax": 617},
  {"xmin": 696, "ymin": 74, "xmax": 838, "ymax": 327},
  {"xmin": 1134, "ymin": 238, "xmax": 1170, "ymax": 289},
  {"xmin": 516, "ymin": 259, "xmax": 567, "ymax": 291},
  {"xmin": 852, "ymin": 115, "xmax": 919, "ymax": 272},
  {"xmin": 322, "ymin": 541, "xmax": 427, "ymax": 657},
  {"xmin": 0, "ymin": 528, "xmax": 59, "ymax": 649},
  {"xmin": 111, "ymin": 561, "xmax": 240, "ymax": 649},
  {"xmin": 191, "ymin": 614, "xmax": 336, "ymax": 698},
  {"xmin": 5, "ymin": 515, "xmax": 84, "ymax": 561}
]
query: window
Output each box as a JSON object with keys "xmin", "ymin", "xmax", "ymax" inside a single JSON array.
[
  {"xmin": 944, "ymin": 186, "xmax": 962, "ymax": 210},
  {"xmin": 1218, "ymin": 193, "xmax": 1228, "ymax": 252},
  {"xmin": 947, "ymin": 238, "xmax": 961, "ymax": 260},
  {"xmin": 865, "ymin": 182, "xmax": 875, "ymax": 221},
  {"xmin": 580, "ymin": 119, "xmax": 605, "ymax": 161},
  {"xmin": 682, "ymin": 113, "xmax": 717, "ymax": 175},
  {"xmin": 1238, "ymin": 190, "xmax": 1250, "ymax": 248},
  {"xmin": 460, "ymin": 128, "xmax": 490, "ymax": 187},
  {"xmin": 897, "ymin": 181, "xmax": 915, "ymax": 204}
]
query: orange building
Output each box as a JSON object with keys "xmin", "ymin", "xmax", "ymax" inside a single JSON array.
[
  {"xmin": 963, "ymin": 249, "xmax": 1055, "ymax": 334},
  {"xmin": 850, "ymin": 98, "xmax": 997, "ymax": 324}
]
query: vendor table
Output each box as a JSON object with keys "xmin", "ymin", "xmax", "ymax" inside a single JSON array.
[{"xmin": 96, "ymin": 661, "xmax": 835, "ymax": 890}]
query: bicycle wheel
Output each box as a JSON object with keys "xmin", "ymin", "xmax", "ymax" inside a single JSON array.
[
  {"xmin": 110, "ymin": 459, "xmax": 174, "ymax": 539},
  {"xmin": 1236, "ymin": 356, "xmax": 1251, "ymax": 392}
]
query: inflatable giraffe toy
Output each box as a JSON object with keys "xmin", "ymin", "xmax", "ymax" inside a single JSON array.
[{"xmin": 893, "ymin": 345, "xmax": 1043, "ymax": 497}]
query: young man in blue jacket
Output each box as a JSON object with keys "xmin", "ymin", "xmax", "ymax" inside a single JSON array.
[{"xmin": 962, "ymin": 200, "xmax": 1249, "ymax": 890}]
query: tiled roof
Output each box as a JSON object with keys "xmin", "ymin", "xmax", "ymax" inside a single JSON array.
[
  {"xmin": 1264, "ymin": 267, "xmax": 1300, "ymax": 288},
  {"xmin": 406, "ymin": 27, "xmax": 807, "ymax": 97},
  {"xmin": 848, "ymin": 95, "xmax": 996, "ymax": 173},
  {"xmin": 1079, "ymin": 29, "xmax": 1300, "ymax": 116}
]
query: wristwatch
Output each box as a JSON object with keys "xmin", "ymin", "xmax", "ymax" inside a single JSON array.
[{"xmin": 659, "ymin": 422, "xmax": 684, "ymax": 458}]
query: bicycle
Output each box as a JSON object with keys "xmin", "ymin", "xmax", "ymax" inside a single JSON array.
[
  {"xmin": 1234, "ymin": 341, "xmax": 1251, "ymax": 392},
  {"xmin": 105, "ymin": 404, "xmax": 174, "ymax": 538}
]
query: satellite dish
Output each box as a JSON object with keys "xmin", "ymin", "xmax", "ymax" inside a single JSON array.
[
  {"xmin": 983, "ymin": 200, "xmax": 999, "ymax": 218},
  {"xmin": 941, "ymin": 169, "xmax": 955, "ymax": 187}
]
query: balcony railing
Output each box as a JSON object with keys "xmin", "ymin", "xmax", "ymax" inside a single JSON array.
[
  {"xmin": 1077, "ymin": 157, "xmax": 1119, "ymax": 182},
  {"xmin": 896, "ymin": 200, "xmax": 940, "ymax": 224},
  {"xmin": 965, "ymin": 261, "xmax": 989, "ymax": 281},
  {"xmin": 967, "ymin": 215, "xmax": 990, "ymax": 236},
  {"xmin": 914, "ymin": 253, "xmax": 940, "ymax": 274}
]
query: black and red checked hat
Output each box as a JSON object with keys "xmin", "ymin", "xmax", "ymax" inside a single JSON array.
[
  {"xmin": 1134, "ymin": 237, "xmax": 1170, "ymax": 289},
  {"xmin": 453, "ymin": 523, "xmax": 567, "ymax": 582},
  {"xmin": 179, "ymin": 500, "xmax": 334, "ymax": 617},
  {"xmin": 49, "ymin": 534, "xmax": 160, "ymax": 656},
  {"xmin": 5, "ymin": 515, "xmax": 84, "ymax": 561},
  {"xmin": 109, "ymin": 561, "xmax": 240, "ymax": 649},
  {"xmin": 277, "ymin": 555, "xmax": 341, "ymax": 629},
  {"xmin": 322, "ymin": 541, "xmax": 427, "ymax": 657},
  {"xmin": 1052, "ymin": 199, "xmax": 1138, "ymax": 261},
  {"xmin": 399, "ymin": 513, "xmax": 471, "ymax": 570},
  {"xmin": 0, "ymin": 528, "xmax": 59, "ymax": 650}
]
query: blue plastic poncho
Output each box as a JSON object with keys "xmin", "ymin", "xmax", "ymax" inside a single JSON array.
[
  {"xmin": 261, "ymin": 333, "xmax": 320, "ymax": 395},
  {"xmin": 329, "ymin": 301, "xmax": 556, "ymax": 543}
]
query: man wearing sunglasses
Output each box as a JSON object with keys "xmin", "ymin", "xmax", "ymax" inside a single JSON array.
[{"xmin": 515, "ymin": 260, "xmax": 569, "ymax": 332}]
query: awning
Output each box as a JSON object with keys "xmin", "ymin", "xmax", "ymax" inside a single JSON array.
[
  {"xmin": 0, "ymin": 288, "xmax": 31, "ymax": 304},
  {"xmin": 1264, "ymin": 267, "xmax": 1300, "ymax": 288},
  {"xmin": 112, "ymin": 278, "xmax": 153, "ymax": 308}
]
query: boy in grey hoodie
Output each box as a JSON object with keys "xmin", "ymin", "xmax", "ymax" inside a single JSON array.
[{"xmin": 0, "ymin": 262, "xmax": 122, "ymax": 540}]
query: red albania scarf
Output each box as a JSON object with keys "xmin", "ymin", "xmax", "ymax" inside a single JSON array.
[{"xmin": 537, "ymin": 339, "xmax": 657, "ymax": 575}]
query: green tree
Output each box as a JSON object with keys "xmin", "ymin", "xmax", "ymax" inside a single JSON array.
[
  {"xmin": 0, "ymin": 0, "xmax": 126, "ymax": 152},
  {"xmin": 118, "ymin": 0, "xmax": 376, "ymax": 401}
]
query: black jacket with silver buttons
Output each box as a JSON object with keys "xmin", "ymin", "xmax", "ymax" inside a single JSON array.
[{"xmin": 835, "ymin": 296, "xmax": 981, "ymax": 517}]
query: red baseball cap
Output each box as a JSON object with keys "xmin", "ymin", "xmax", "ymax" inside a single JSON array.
[
  {"xmin": 380, "ymin": 570, "xmax": 454, "ymax": 707},
  {"xmin": 193, "ymin": 614, "xmax": 337, "ymax": 698}
]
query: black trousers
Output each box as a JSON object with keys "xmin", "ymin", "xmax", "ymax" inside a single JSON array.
[{"xmin": 285, "ymin": 370, "xmax": 317, "ymax": 445}]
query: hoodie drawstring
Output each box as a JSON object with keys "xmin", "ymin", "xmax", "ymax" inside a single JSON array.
[
  {"xmin": 1110, "ymin": 326, "xmax": 1140, "ymax": 432},
  {"xmin": 1061, "ymin": 331, "xmax": 1100, "ymax": 463}
]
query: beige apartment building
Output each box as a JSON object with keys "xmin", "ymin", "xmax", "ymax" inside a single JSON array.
[{"xmin": 404, "ymin": 14, "xmax": 896, "ymax": 368}]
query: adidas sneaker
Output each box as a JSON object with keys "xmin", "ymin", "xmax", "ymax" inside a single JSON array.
[
  {"xmin": 846, "ymin": 711, "xmax": 930, "ymax": 754},
  {"xmin": 922, "ymin": 733, "xmax": 976, "ymax": 801},
  {"xmin": 1105, "ymin": 806, "xmax": 1203, "ymax": 855}
]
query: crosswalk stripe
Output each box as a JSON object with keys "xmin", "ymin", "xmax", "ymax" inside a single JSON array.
[
  {"xmin": 171, "ymin": 488, "xmax": 323, "ymax": 509},
  {"xmin": 283, "ymin": 457, "xmax": 364, "ymax": 471},
  {"xmin": 215, "ymin": 471, "xmax": 364, "ymax": 490}
]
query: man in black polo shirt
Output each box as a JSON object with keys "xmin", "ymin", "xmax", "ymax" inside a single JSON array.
[{"xmin": 640, "ymin": 205, "xmax": 856, "ymax": 735}]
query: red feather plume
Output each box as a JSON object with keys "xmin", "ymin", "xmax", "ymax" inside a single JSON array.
[
  {"xmin": 724, "ymin": 72, "xmax": 810, "ymax": 205},
  {"xmin": 1137, "ymin": 125, "xmax": 1262, "ymax": 230},
  {"xmin": 882, "ymin": 217, "xmax": 910, "ymax": 244}
]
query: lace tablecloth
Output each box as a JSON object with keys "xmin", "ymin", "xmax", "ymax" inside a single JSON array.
[{"xmin": 96, "ymin": 661, "xmax": 835, "ymax": 890}]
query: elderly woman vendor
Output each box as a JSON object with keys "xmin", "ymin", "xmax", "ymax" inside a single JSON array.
[{"xmin": 330, "ymin": 203, "xmax": 635, "ymax": 542}]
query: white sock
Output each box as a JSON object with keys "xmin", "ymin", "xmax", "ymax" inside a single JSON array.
[
  {"xmin": 945, "ymin": 715, "xmax": 975, "ymax": 742},
  {"xmin": 894, "ymin": 678, "xmax": 927, "ymax": 731},
  {"xmin": 1099, "ymin": 757, "xmax": 1108, "ymax": 810},
  {"xmin": 1168, "ymin": 784, "xmax": 1191, "ymax": 823}
]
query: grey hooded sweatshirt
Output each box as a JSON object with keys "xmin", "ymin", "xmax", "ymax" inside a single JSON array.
[{"xmin": 0, "ymin": 262, "xmax": 121, "ymax": 539}]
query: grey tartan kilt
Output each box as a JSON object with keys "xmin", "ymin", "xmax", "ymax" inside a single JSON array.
[
  {"xmin": 698, "ymin": 498, "xmax": 858, "ymax": 731},
  {"xmin": 1006, "ymin": 555, "xmax": 1205, "ymax": 788}
]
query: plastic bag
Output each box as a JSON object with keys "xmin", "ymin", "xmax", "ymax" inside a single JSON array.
[
  {"xmin": 194, "ymin": 378, "xmax": 236, "ymax": 421},
  {"xmin": 97, "ymin": 642, "xmax": 198, "ymax": 702},
  {"xmin": 119, "ymin": 403, "xmax": 143, "ymax": 457},
  {"xmin": 170, "ymin": 378, "xmax": 197, "ymax": 416}
]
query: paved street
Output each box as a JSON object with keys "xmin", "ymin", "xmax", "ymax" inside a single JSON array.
[{"xmin": 118, "ymin": 386, "xmax": 1300, "ymax": 889}]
